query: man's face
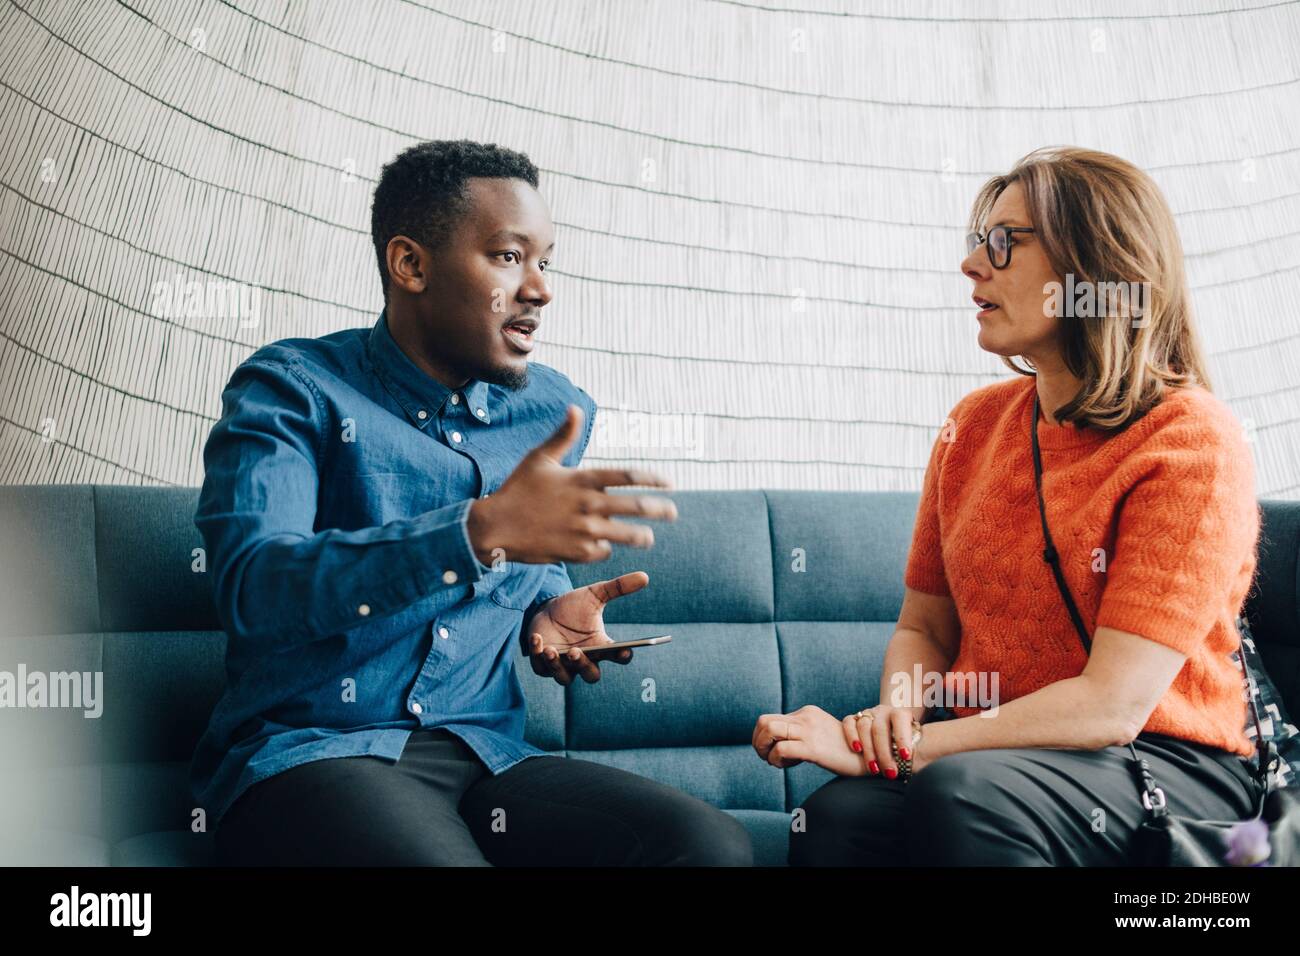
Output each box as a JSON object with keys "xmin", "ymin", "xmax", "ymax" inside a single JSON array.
[{"xmin": 400, "ymin": 177, "xmax": 555, "ymax": 390}]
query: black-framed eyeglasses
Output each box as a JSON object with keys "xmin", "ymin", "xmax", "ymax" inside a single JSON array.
[{"xmin": 966, "ymin": 226, "xmax": 1035, "ymax": 269}]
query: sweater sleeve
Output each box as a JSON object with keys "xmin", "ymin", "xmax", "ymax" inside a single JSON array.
[
  {"xmin": 904, "ymin": 405, "xmax": 960, "ymax": 598},
  {"xmin": 1094, "ymin": 404, "xmax": 1261, "ymax": 656}
]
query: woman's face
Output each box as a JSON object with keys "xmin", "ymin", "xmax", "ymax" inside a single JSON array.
[{"xmin": 961, "ymin": 181, "xmax": 1062, "ymax": 361}]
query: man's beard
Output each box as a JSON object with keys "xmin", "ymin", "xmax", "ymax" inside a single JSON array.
[{"xmin": 478, "ymin": 361, "xmax": 529, "ymax": 392}]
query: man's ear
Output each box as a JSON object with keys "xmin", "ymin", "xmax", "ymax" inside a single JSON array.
[{"xmin": 385, "ymin": 236, "xmax": 428, "ymax": 295}]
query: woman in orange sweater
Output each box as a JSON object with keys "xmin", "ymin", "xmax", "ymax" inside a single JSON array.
[{"xmin": 756, "ymin": 146, "xmax": 1265, "ymax": 866}]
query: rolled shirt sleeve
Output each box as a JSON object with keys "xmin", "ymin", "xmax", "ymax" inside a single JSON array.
[{"xmin": 196, "ymin": 357, "xmax": 487, "ymax": 651}]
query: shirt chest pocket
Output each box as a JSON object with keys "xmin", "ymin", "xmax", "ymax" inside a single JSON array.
[{"xmin": 477, "ymin": 562, "xmax": 540, "ymax": 611}]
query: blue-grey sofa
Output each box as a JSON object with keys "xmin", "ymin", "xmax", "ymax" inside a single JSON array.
[{"xmin": 1, "ymin": 485, "xmax": 1297, "ymax": 866}]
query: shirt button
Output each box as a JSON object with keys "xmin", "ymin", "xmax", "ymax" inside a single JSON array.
[
  {"xmin": 438, "ymin": 626, "xmax": 450, "ymax": 639},
  {"xmin": 450, "ymin": 431, "xmax": 462, "ymax": 443},
  {"xmin": 416, "ymin": 409, "xmax": 428, "ymax": 420},
  {"xmin": 358, "ymin": 603, "xmax": 371, "ymax": 616},
  {"xmin": 475, "ymin": 408, "xmax": 486, "ymax": 419},
  {"xmin": 410, "ymin": 701, "xmax": 423, "ymax": 715},
  {"xmin": 450, "ymin": 393, "xmax": 461, "ymax": 405},
  {"xmin": 442, "ymin": 569, "xmax": 459, "ymax": 585}
]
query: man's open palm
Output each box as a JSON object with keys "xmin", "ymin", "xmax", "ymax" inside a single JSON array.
[{"xmin": 526, "ymin": 571, "xmax": 648, "ymax": 685}]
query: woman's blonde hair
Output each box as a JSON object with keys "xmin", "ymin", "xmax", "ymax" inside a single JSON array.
[{"xmin": 969, "ymin": 146, "xmax": 1212, "ymax": 431}]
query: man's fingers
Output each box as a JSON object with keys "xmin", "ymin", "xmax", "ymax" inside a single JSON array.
[
  {"xmin": 543, "ymin": 645, "xmax": 573, "ymax": 686},
  {"xmin": 529, "ymin": 634, "xmax": 550, "ymax": 677},
  {"xmin": 565, "ymin": 647, "xmax": 601, "ymax": 684},
  {"xmin": 575, "ymin": 468, "xmax": 673, "ymax": 491},
  {"xmin": 588, "ymin": 571, "xmax": 650, "ymax": 605},
  {"xmin": 584, "ymin": 518, "xmax": 656, "ymax": 550},
  {"xmin": 571, "ymin": 642, "xmax": 634, "ymax": 667},
  {"xmin": 582, "ymin": 492, "xmax": 678, "ymax": 522},
  {"xmin": 531, "ymin": 405, "xmax": 584, "ymax": 464}
]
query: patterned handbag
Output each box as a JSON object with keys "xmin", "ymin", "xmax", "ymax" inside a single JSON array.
[{"xmin": 1232, "ymin": 614, "xmax": 1299, "ymax": 790}]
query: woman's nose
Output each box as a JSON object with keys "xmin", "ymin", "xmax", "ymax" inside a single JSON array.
[{"xmin": 962, "ymin": 249, "xmax": 990, "ymax": 282}]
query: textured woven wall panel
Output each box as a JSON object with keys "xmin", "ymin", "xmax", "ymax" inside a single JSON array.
[{"xmin": 0, "ymin": 0, "xmax": 1297, "ymax": 495}]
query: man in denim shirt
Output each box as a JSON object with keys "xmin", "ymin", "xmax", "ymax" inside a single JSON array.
[{"xmin": 192, "ymin": 140, "xmax": 752, "ymax": 866}]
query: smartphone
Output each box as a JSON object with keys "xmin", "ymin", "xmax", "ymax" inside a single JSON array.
[{"xmin": 565, "ymin": 635, "xmax": 672, "ymax": 658}]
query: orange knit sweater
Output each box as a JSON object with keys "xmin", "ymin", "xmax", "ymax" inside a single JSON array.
[{"xmin": 904, "ymin": 374, "xmax": 1260, "ymax": 758}]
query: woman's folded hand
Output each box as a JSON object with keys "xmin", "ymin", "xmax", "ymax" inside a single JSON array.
[{"xmin": 752, "ymin": 704, "xmax": 873, "ymax": 776}]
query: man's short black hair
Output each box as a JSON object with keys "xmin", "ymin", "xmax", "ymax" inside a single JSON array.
[{"xmin": 370, "ymin": 140, "xmax": 540, "ymax": 299}]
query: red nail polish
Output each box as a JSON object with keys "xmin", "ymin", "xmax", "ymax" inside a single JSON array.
[
  {"xmin": 884, "ymin": 768, "xmax": 898, "ymax": 780},
  {"xmin": 899, "ymin": 748, "xmax": 911, "ymax": 760},
  {"xmin": 868, "ymin": 761, "xmax": 879, "ymax": 774},
  {"xmin": 851, "ymin": 740, "xmax": 862, "ymax": 753}
]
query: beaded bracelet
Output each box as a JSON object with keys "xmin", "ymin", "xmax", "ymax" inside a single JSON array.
[{"xmin": 890, "ymin": 722, "xmax": 924, "ymax": 782}]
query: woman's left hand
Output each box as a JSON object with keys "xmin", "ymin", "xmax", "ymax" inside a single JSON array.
[
  {"xmin": 839, "ymin": 704, "xmax": 931, "ymax": 780},
  {"xmin": 752, "ymin": 705, "xmax": 874, "ymax": 776}
]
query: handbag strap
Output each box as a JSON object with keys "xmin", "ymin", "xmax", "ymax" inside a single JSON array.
[{"xmin": 1029, "ymin": 392, "xmax": 1274, "ymax": 816}]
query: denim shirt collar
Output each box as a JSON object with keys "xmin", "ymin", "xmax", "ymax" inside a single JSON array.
[{"xmin": 366, "ymin": 307, "xmax": 493, "ymax": 428}]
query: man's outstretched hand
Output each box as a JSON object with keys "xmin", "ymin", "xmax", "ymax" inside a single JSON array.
[
  {"xmin": 466, "ymin": 405, "xmax": 677, "ymax": 566},
  {"xmin": 526, "ymin": 572, "xmax": 649, "ymax": 685}
]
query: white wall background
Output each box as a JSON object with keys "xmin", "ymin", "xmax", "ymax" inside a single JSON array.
[{"xmin": 1, "ymin": 0, "xmax": 1298, "ymax": 496}]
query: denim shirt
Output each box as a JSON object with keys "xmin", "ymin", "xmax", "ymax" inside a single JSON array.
[{"xmin": 190, "ymin": 307, "xmax": 597, "ymax": 827}]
